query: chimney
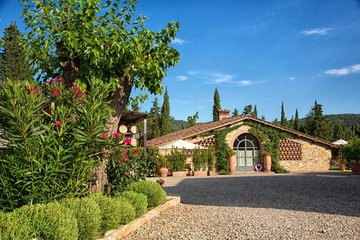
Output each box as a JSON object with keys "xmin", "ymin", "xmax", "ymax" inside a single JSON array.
[{"xmin": 218, "ymin": 109, "xmax": 230, "ymax": 121}]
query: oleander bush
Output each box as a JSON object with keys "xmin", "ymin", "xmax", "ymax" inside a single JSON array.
[
  {"xmin": 115, "ymin": 191, "xmax": 148, "ymax": 217},
  {"xmin": 61, "ymin": 197, "xmax": 102, "ymax": 240},
  {"xmin": 127, "ymin": 181, "xmax": 166, "ymax": 209}
]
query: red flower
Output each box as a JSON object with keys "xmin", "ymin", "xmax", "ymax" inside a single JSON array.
[
  {"xmin": 121, "ymin": 150, "xmax": 128, "ymax": 161},
  {"xmin": 55, "ymin": 120, "xmax": 61, "ymax": 126},
  {"xmin": 123, "ymin": 136, "xmax": 132, "ymax": 146},
  {"xmin": 112, "ymin": 132, "xmax": 120, "ymax": 138},
  {"xmin": 53, "ymin": 87, "xmax": 60, "ymax": 97},
  {"xmin": 69, "ymin": 85, "xmax": 81, "ymax": 91},
  {"xmin": 100, "ymin": 133, "xmax": 108, "ymax": 139},
  {"xmin": 58, "ymin": 77, "xmax": 65, "ymax": 83},
  {"xmin": 131, "ymin": 149, "xmax": 141, "ymax": 154}
]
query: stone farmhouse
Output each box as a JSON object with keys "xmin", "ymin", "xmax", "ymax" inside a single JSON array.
[{"xmin": 148, "ymin": 110, "xmax": 339, "ymax": 172}]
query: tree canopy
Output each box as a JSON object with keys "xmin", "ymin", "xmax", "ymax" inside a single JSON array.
[
  {"xmin": 0, "ymin": 22, "xmax": 33, "ymax": 81},
  {"xmin": 21, "ymin": 0, "xmax": 180, "ymax": 132}
]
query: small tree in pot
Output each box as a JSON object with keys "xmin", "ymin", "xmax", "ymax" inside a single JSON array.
[
  {"xmin": 157, "ymin": 156, "xmax": 169, "ymax": 177},
  {"xmin": 192, "ymin": 148, "xmax": 208, "ymax": 176},
  {"xmin": 166, "ymin": 148, "xmax": 187, "ymax": 177},
  {"xmin": 343, "ymin": 138, "xmax": 360, "ymax": 175}
]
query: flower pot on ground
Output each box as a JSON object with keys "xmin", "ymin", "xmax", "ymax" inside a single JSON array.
[
  {"xmin": 263, "ymin": 153, "xmax": 272, "ymax": 173},
  {"xmin": 193, "ymin": 170, "xmax": 208, "ymax": 177},
  {"xmin": 156, "ymin": 156, "xmax": 169, "ymax": 177},
  {"xmin": 228, "ymin": 155, "xmax": 236, "ymax": 174},
  {"xmin": 339, "ymin": 159, "xmax": 346, "ymax": 171},
  {"xmin": 172, "ymin": 171, "xmax": 188, "ymax": 177},
  {"xmin": 343, "ymin": 138, "xmax": 360, "ymax": 175}
]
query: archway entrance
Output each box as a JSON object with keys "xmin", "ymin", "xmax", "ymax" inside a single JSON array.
[{"xmin": 233, "ymin": 133, "xmax": 261, "ymax": 171}]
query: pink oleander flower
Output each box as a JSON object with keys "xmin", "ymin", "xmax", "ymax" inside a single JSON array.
[
  {"xmin": 100, "ymin": 133, "xmax": 108, "ymax": 139},
  {"xmin": 123, "ymin": 136, "xmax": 132, "ymax": 146},
  {"xmin": 55, "ymin": 120, "xmax": 61, "ymax": 126},
  {"xmin": 112, "ymin": 132, "xmax": 120, "ymax": 138},
  {"xmin": 121, "ymin": 150, "xmax": 128, "ymax": 161},
  {"xmin": 69, "ymin": 85, "xmax": 81, "ymax": 91},
  {"xmin": 53, "ymin": 87, "xmax": 60, "ymax": 97},
  {"xmin": 58, "ymin": 77, "xmax": 65, "ymax": 83},
  {"xmin": 131, "ymin": 149, "xmax": 141, "ymax": 154}
]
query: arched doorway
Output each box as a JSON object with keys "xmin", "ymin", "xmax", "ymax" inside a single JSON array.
[{"xmin": 233, "ymin": 133, "xmax": 261, "ymax": 171}]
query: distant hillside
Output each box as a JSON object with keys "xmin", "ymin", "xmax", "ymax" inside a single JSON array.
[
  {"xmin": 171, "ymin": 119, "xmax": 188, "ymax": 132},
  {"xmin": 324, "ymin": 114, "xmax": 360, "ymax": 128}
]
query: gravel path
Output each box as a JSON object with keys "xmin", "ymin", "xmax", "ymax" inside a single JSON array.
[{"xmin": 126, "ymin": 172, "xmax": 360, "ymax": 240}]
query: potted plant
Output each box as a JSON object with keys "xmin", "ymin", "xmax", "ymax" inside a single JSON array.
[
  {"xmin": 166, "ymin": 148, "xmax": 188, "ymax": 177},
  {"xmin": 157, "ymin": 156, "xmax": 169, "ymax": 177},
  {"xmin": 343, "ymin": 138, "xmax": 360, "ymax": 175},
  {"xmin": 227, "ymin": 147, "xmax": 236, "ymax": 174},
  {"xmin": 207, "ymin": 148, "xmax": 217, "ymax": 176},
  {"xmin": 192, "ymin": 148, "xmax": 208, "ymax": 176},
  {"xmin": 262, "ymin": 143, "xmax": 272, "ymax": 173}
]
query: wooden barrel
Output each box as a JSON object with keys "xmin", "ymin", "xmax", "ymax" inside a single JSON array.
[
  {"xmin": 130, "ymin": 125, "xmax": 138, "ymax": 134},
  {"xmin": 119, "ymin": 125, "xmax": 128, "ymax": 134},
  {"xmin": 130, "ymin": 138, "xmax": 138, "ymax": 147}
]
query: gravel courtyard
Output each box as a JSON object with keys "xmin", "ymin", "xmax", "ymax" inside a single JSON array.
[{"xmin": 125, "ymin": 172, "xmax": 360, "ymax": 240}]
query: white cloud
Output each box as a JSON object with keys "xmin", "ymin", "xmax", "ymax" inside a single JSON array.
[
  {"xmin": 301, "ymin": 27, "xmax": 332, "ymax": 35},
  {"xmin": 176, "ymin": 75, "xmax": 188, "ymax": 81},
  {"xmin": 288, "ymin": 76, "xmax": 296, "ymax": 81},
  {"xmin": 172, "ymin": 38, "xmax": 186, "ymax": 45},
  {"xmin": 325, "ymin": 64, "xmax": 360, "ymax": 76},
  {"xmin": 187, "ymin": 70, "xmax": 258, "ymax": 87}
]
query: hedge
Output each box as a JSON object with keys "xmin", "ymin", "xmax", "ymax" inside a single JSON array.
[
  {"xmin": 116, "ymin": 191, "xmax": 148, "ymax": 217},
  {"xmin": 127, "ymin": 181, "xmax": 166, "ymax": 209}
]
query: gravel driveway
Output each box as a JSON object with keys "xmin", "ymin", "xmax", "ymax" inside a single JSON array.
[{"xmin": 125, "ymin": 172, "xmax": 360, "ymax": 240}]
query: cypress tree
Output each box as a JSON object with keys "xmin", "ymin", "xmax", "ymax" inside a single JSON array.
[
  {"xmin": 294, "ymin": 109, "xmax": 299, "ymax": 130},
  {"xmin": 289, "ymin": 116, "xmax": 294, "ymax": 129},
  {"xmin": 212, "ymin": 88, "xmax": 221, "ymax": 121},
  {"xmin": 252, "ymin": 105, "xmax": 258, "ymax": 118},
  {"xmin": 0, "ymin": 22, "xmax": 33, "ymax": 81},
  {"xmin": 304, "ymin": 100, "xmax": 333, "ymax": 140},
  {"xmin": 160, "ymin": 88, "xmax": 172, "ymax": 135},
  {"xmin": 280, "ymin": 101, "xmax": 287, "ymax": 126},
  {"xmin": 232, "ymin": 108, "xmax": 239, "ymax": 117},
  {"xmin": 148, "ymin": 97, "xmax": 161, "ymax": 139},
  {"xmin": 243, "ymin": 105, "xmax": 252, "ymax": 115}
]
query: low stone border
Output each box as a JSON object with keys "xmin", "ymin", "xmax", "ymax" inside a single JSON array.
[{"xmin": 98, "ymin": 196, "xmax": 181, "ymax": 240}]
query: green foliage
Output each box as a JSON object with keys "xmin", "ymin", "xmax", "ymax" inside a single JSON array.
[
  {"xmin": 156, "ymin": 155, "xmax": 169, "ymax": 168},
  {"xmin": 281, "ymin": 101, "xmax": 287, "ymax": 126},
  {"xmin": 0, "ymin": 22, "xmax": 33, "ymax": 82},
  {"xmin": 243, "ymin": 105, "xmax": 252, "ymax": 115},
  {"xmin": 160, "ymin": 88, "xmax": 172, "ymax": 135},
  {"xmin": 232, "ymin": 108, "xmax": 239, "ymax": 117},
  {"xmin": 113, "ymin": 196, "xmax": 136, "ymax": 225},
  {"xmin": 127, "ymin": 181, "xmax": 166, "ymax": 209},
  {"xmin": 252, "ymin": 105, "xmax": 258, "ymax": 118},
  {"xmin": 187, "ymin": 111, "xmax": 199, "ymax": 127},
  {"xmin": 0, "ymin": 202, "xmax": 78, "ymax": 240},
  {"xmin": 213, "ymin": 88, "xmax": 221, "ymax": 121},
  {"xmin": 116, "ymin": 191, "xmax": 148, "ymax": 217},
  {"xmin": 192, "ymin": 148, "xmax": 208, "ymax": 171},
  {"xmin": 107, "ymin": 147, "xmax": 157, "ymax": 193},
  {"xmin": 214, "ymin": 130, "xmax": 230, "ymax": 173},
  {"xmin": 166, "ymin": 148, "xmax": 187, "ymax": 171},
  {"xmin": 343, "ymin": 138, "xmax": 360, "ymax": 162},
  {"xmin": 89, "ymin": 194, "xmax": 123, "ymax": 235},
  {"xmin": 171, "ymin": 119, "xmax": 188, "ymax": 131},
  {"xmin": 61, "ymin": 198, "xmax": 102, "ymax": 240},
  {"xmin": 304, "ymin": 100, "xmax": 333, "ymax": 141},
  {"xmin": 249, "ymin": 124, "xmax": 289, "ymax": 173},
  {"xmin": 294, "ymin": 109, "xmax": 299, "ymax": 130},
  {"xmin": 148, "ymin": 97, "xmax": 161, "ymax": 139},
  {"xmin": 0, "ymin": 79, "xmax": 112, "ymax": 211},
  {"xmin": 206, "ymin": 148, "xmax": 216, "ymax": 170}
]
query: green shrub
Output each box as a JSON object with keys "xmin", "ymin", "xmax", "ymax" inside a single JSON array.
[
  {"xmin": 343, "ymin": 138, "xmax": 360, "ymax": 162},
  {"xmin": 113, "ymin": 196, "xmax": 136, "ymax": 224},
  {"xmin": 116, "ymin": 191, "xmax": 148, "ymax": 217},
  {"xmin": 166, "ymin": 148, "xmax": 187, "ymax": 172},
  {"xmin": 127, "ymin": 181, "xmax": 166, "ymax": 209},
  {"xmin": 192, "ymin": 148, "xmax": 208, "ymax": 171},
  {"xmin": 0, "ymin": 202, "xmax": 78, "ymax": 240},
  {"xmin": 61, "ymin": 197, "xmax": 101, "ymax": 240},
  {"xmin": 90, "ymin": 193, "xmax": 135, "ymax": 235}
]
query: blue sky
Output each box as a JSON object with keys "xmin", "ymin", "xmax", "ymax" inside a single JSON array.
[{"xmin": 1, "ymin": 0, "xmax": 360, "ymax": 122}]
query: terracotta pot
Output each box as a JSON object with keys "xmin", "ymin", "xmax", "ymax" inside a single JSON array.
[
  {"xmin": 263, "ymin": 154, "xmax": 272, "ymax": 173},
  {"xmin": 159, "ymin": 167, "xmax": 168, "ymax": 177},
  {"xmin": 339, "ymin": 159, "xmax": 346, "ymax": 171},
  {"xmin": 172, "ymin": 171, "xmax": 187, "ymax": 177},
  {"xmin": 351, "ymin": 162, "xmax": 360, "ymax": 175},
  {"xmin": 208, "ymin": 170, "xmax": 217, "ymax": 176},
  {"xmin": 193, "ymin": 170, "xmax": 208, "ymax": 177},
  {"xmin": 229, "ymin": 155, "xmax": 236, "ymax": 174}
]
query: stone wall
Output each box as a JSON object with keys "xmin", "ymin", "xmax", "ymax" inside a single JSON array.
[{"xmin": 279, "ymin": 139, "xmax": 331, "ymax": 172}]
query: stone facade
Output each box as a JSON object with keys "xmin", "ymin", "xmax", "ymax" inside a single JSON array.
[{"xmin": 279, "ymin": 139, "xmax": 331, "ymax": 172}]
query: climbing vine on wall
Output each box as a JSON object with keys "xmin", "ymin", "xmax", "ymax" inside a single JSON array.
[{"xmin": 247, "ymin": 123, "xmax": 289, "ymax": 173}]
